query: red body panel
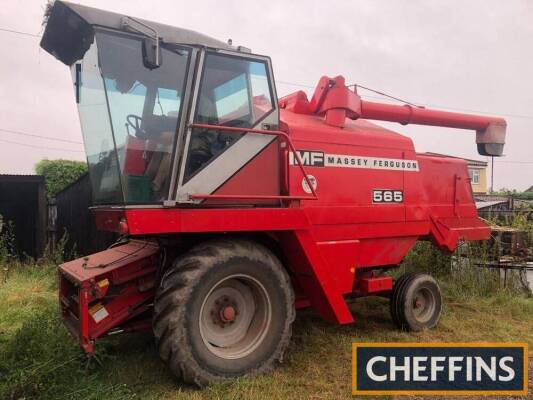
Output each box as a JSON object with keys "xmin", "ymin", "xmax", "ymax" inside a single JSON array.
[{"xmin": 207, "ymin": 140, "xmax": 281, "ymax": 206}]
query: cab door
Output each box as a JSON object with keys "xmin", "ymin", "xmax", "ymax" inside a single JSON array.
[{"xmin": 175, "ymin": 50, "xmax": 280, "ymax": 203}]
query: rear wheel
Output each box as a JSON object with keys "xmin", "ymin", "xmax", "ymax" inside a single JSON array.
[
  {"xmin": 153, "ymin": 239, "xmax": 295, "ymax": 386},
  {"xmin": 390, "ymin": 272, "xmax": 442, "ymax": 331}
]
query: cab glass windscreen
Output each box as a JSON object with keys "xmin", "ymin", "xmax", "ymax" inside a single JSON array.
[{"xmin": 73, "ymin": 29, "xmax": 190, "ymax": 204}]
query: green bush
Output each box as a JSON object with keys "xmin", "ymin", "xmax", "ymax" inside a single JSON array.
[
  {"xmin": 400, "ymin": 241, "xmax": 452, "ymax": 278},
  {"xmin": 35, "ymin": 159, "xmax": 87, "ymax": 197},
  {"xmin": 510, "ymin": 213, "xmax": 533, "ymax": 246},
  {"xmin": 516, "ymin": 191, "xmax": 533, "ymax": 200}
]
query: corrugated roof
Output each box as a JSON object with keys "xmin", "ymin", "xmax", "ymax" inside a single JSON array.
[
  {"xmin": 424, "ymin": 152, "xmax": 488, "ymax": 167},
  {"xmin": 476, "ymin": 200, "xmax": 508, "ymax": 209}
]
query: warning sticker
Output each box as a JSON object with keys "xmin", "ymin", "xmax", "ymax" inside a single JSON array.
[
  {"xmin": 97, "ymin": 278, "xmax": 109, "ymax": 289},
  {"xmin": 89, "ymin": 303, "xmax": 109, "ymax": 324},
  {"xmin": 302, "ymin": 175, "xmax": 318, "ymax": 194}
]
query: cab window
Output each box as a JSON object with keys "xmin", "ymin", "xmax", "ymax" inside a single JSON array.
[
  {"xmin": 95, "ymin": 31, "xmax": 190, "ymax": 203},
  {"xmin": 184, "ymin": 53, "xmax": 273, "ymax": 180}
]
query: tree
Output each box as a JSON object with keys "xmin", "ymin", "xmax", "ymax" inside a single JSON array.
[{"xmin": 35, "ymin": 159, "xmax": 88, "ymax": 197}]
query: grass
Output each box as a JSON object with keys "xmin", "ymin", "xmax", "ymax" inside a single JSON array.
[{"xmin": 0, "ymin": 254, "xmax": 532, "ymax": 400}]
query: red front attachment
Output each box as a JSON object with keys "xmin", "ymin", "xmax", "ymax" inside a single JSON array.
[{"xmin": 59, "ymin": 240, "xmax": 160, "ymax": 354}]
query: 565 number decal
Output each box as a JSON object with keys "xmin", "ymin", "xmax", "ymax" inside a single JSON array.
[{"xmin": 373, "ymin": 190, "xmax": 403, "ymax": 203}]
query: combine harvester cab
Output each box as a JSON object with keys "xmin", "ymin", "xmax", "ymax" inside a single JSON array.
[{"xmin": 41, "ymin": 1, "xmax": 506, "ymax": 385}]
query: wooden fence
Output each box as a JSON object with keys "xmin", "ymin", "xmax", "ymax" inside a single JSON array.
[{"xmin": 51, "ymin": 174, "xmax": 116, "ymax": 257}]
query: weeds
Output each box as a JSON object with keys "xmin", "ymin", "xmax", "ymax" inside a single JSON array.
[
  {"xmin": 398, "ymin": 241, "xmax": 497, "ymax": 298},
  {"xmin": 511, "ymin": 212, "xmax": 533, "ymax": 247},
  {"xmin": 0, "ymin": 220, "xmax": 72, "ymax": 286},
  {"xmin": 399, "ymin": 240, "xmax": 526, "ymax": 299},
  {"xmin": 399, "ymin": 213, "xmax": 533, "ymax": 299},
  {"xmin": 0, "ymin": 309, "xmax": 134, "ymax": 400},
  {"xmin": 40, "ymin": 229, "xmax": 74, "ymax": 266},
  {"xmin": 399, "ymin": 240, "xmax": 452, "ymax": 277},
  {"xmin": 0, "ymin": 309, "xmax": 80, "ymax": 398},
  {"xmin": 0, "ymin": 216, "xmax": 16, "ymax": 265}
]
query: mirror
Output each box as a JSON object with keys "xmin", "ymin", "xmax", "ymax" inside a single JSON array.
[{"xmin": 142, "ymin": 37, "xmax": 162, "ymax": 69}]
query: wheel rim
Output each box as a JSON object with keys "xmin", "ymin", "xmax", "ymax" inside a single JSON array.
[
  {"xmin": 412, "ymin": 286, "xmax": 436, "ymax": 323},
  {"xmin": 199, "ymin": 274, "xmax": 272, "ymax": 359}
]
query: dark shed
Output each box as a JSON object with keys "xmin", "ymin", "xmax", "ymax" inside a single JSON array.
[{"xmin": 0, "ymin": 174, "xmax": 47, "ymax": 258}]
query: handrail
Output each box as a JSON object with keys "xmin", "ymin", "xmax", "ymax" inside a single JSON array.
[{"xmin": 188, "ymin": 123, "xmax": 318, "ymax": 201}]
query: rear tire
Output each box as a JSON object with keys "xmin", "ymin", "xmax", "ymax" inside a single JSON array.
[
  {"xmin": 152, "ymin": 239, "xmax": 295, "ymax": 386},
  {"xmin": 390, "ymin": 272, "xmax": 442, "ymax": 331}
]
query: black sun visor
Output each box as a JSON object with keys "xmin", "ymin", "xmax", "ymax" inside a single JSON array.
[{"xmin": 40, "ymin": 1, "xmax": 94, "ymax": 65}]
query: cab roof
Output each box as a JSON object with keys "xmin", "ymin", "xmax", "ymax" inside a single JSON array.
[{"xmin": 41, "ymin": 1, "xmax": 234, "ymax": 65}]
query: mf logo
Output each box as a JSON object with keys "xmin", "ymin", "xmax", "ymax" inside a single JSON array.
[
  {"xmin": 352, "ymin": 343, "xmax": 528, "ymax": 396},
  {"xmin": 289, "ymin": 150, "xmax": 325, "ymax": 167}
]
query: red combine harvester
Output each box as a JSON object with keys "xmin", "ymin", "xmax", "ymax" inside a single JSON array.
[{"xmin": 41, "ymin": 1, "xmax": 506, "ymax": 385}]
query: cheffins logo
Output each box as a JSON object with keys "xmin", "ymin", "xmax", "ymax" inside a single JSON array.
[{"xmin": 352, "ymin": 343, "xmax": 528, "ymax": 396}]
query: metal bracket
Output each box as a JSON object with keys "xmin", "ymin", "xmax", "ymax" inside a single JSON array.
[{"xmin": 121, "ymin": 16, "xmax": 161, "ymax": 66}]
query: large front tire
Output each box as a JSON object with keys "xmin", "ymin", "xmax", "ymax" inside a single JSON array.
[{"xmin": 153, "ymin": 239, "xmax": 295, "ymax": 386}]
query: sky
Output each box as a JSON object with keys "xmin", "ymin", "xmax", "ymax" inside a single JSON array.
[{"xmin": 0, "ymin": 0, "xmax": 532, "ymax": 190}]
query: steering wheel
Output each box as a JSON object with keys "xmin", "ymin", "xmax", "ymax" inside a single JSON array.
[{"xmin": 126, "ymin": 114, "xmax": 148, "ymax": 139}]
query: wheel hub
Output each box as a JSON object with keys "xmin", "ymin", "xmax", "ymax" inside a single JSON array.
[
  {"xmin": 412, "ymin": 287, "xmax": 435, "ymax": 323},
  {"xmin": 210, "ymin": 295, "xmax": 238, "ymax": 326},
  {"xmin": 414, "ymin": 297, "xmax": 425, "ymax": 309},
  {"xmin": 199, "ymin": 274, "xmax": 272, "ymax": 359},
  {"xmin": 220, "ymin": 305, "xmax": 236, "ymax": 323}
]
